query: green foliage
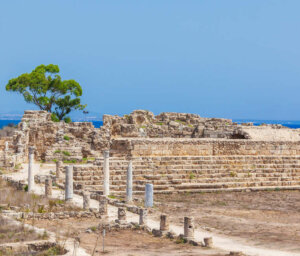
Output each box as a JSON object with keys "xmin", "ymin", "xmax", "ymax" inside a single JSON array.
[
  {"xmin": 189, "ymin": 172, "xmax": 195, "ymax": 179},
  {"xmin": 63, "ymin": 135, "xmax": 70, "ymax": 141},
  {"xmin": 63, "ymin": 159, "xmax": 76, "ymax": 164},
  {"xmin": 5, "ymin": 64, "xmax": 86, "ymax": 120},
  {"xmin": 52, "ymin": 159, "xmax": 57, "ymax": 163},
  {"xmin": 230, "ymin": 171, "xmax": 237, "ymax": 177},
  {"xmin": 156, "ymin": 122, "xmax": 164, "ymax": 125},
  {"xmin": 24, "ymin": 185, "xmax": 28, "ymax": 192},
  {"xmin": 90, "ymin": 226, "xmax": 97, "ymax": 232},
  {"xmin": 54, "ymin": 150, "xmax": 61, "ymax": 154},
  {"xmin": 175, "ymin": 120, "xmax": 186, "ymax": 125},
  {"xmin": 64, "ymin": 116, "xmax": 71, "ymax": 123},
  {"xmin": 38, "ymin": 205, "xmax": 46, "ymax": 213},
  {"xmin": 62, "ymin": 151, "xmax": 70, "ymax": 156},
  {"xmin": 175, "ymin": 237, "xmax": 187, "ymax": 244},
  {"xmin": 51, "ymin": 113, "xmax": 59, "ymax": 122}
]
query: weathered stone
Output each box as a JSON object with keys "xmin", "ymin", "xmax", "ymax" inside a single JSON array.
[
  {"xmin": 65, "ymin": 166, "xmax": 73, "ymax": 202},
  {"xmin": 184, "ymin": 217, "xmax": 194, "ymax": 240},
  {"xmin": 160, "ymin": 214, "xmax": 169, "ymax": 231},
  {"xmin": 99, "ymin": 195, "xmax": 108, "ymax": 215},
  {"xmin": 83, "ymin": 191, "xmax": 91, "ymax": 210},
  {"xmin": 45, "ymin": 177, "xmax": 52, "ymax": 197},
  {"xmin": 203, "ymin": 237, "xmax": 213, "ymax": 248},
  {"xmin": 27, "ymin": 146, "xmax": 35, "ymax": 192},
  {"xmin": 139, "ymin": 208, "xmax": 147, "ymax": 225},
  {"xmin": 145, "ymin": 184, "xmax": 153, "ymax": 207}
]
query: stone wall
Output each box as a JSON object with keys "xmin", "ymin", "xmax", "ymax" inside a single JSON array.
[
  {"xmin": 104, "ymin": 110, "xmax": 250, "ymax": 139},
  {"xmin": 0, "ymin": 109, "xmax": 299, "ymax": 164},
  {"xmin": 8, "ymin": 111, "xmax": 111, "ymax": 162},
  {"xmin": 111, "ymin": 138, "xmax": 300, "ymax": 157}
]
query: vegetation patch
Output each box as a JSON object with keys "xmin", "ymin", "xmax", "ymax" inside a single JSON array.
[
  {"xmin": 63, "ymin": 135, "xmax": 70, "ymax": 141},
  {"xmin": 62, "ymin": 151, "xmax": 70, "ymax": 156}
]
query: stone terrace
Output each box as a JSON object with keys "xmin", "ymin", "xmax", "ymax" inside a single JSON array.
[{"xmin": 73, "ymin": 155, "xmax": 300, "ymax": 194}]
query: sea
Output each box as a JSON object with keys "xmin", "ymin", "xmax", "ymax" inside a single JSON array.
[{"xmin": 0, "ymin": 119, "xmax": 300, "ymax": 129}]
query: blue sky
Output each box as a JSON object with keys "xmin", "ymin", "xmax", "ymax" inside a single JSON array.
[{"xmin": 1, "ymin": 1, "xmax": 300, "ymax": 120}]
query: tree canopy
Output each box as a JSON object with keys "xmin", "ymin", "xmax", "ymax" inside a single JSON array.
[{"xmin": 5, "ymin": 64, "xmax": 86, "ymax": 122}]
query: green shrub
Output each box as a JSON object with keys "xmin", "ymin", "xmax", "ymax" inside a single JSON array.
[
  {"xmin": 63, "ymin": 159, "xmax": 76, "ymax": 164},
  {"xmin": 64, "ymin": 117, "xmax": 72, "ymax": 123},
  {"xmin": 189, "ymin": 172, "xmax": 195, "ymax": 179},
  {"xmin": 156, "ymin": 122, "xmax": 164, "ymax": 125},
  {"xmin": 62, "ymin": 151, "xmax": 70, "ymax": 156},
  {"xmin": 54, "ymin": 150, "xmax": 61, "ymax": 154},
  {"xmin": 24, "ymin": 185, "xmax": 28, "ymax": 192},
  {"xmin": 63, "ymin": 135, "xmax": 70, "ymax": 141},
  {"xmin": 51, "ymin": 113, "xmax": 59, "ymax": 122}
]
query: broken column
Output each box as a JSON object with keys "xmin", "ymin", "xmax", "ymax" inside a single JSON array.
[
  {"xmin": 117, "ymin": 207, "xmax": 126, "ymax": 224},
  {"xmin": 27, "ymin": 146, "xmax": 35, "ymax": 192},
  {"xmin": 126, "ymin": 160, "xmax": 133, "ymax": 203},
  {"xmin": 56, "ymin": 161, "xmax": 62, "ymax": 180},
  {"xmin": 145, "ymin": 183, "xmax": 153, "ymax": 207},
  {"xmin": 45, "ymin": 177, "xmax": 52, "ymax": 197},
  {"xmin": 204, "ymin": 237, "xmax": 213, "ymax": 248},
  {"xmin": 160, "ymin": 214, "xmax": 169, "ymax": 231},
  {"xmin": 184, "ymin": 217, "xmax": 194, "ymax": 240},
  {"xmin": 65, "ymin": 166, "xmax": 73, "ymax": 202},
  {"xmin": 99, "ymin": 195, "xmax": 108, "ymax": 215},
  {"xmin": 103, "ymin": 150, "xmax": 110, "ymax": 196},
  {"xmin": 83, "ymin": 191, "xmax": 91, "ymax": 210},
  {"xmin": 139, "ymin": 208, "xmax": 147, "ymax": 225}
]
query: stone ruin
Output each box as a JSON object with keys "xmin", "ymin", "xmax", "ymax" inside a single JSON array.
[{"xmin": 1, "ymin": 109, "xmax": 300, "ymax": 195}]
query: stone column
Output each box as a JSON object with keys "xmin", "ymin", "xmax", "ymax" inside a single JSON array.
[
  {"xmin": 160, "ymin": 214, "xmax": 169, "ymax": 231},
  {"xmin": 83, "ymin": 191, "xmax": 91, "ymax": 210},
  {"xmin": 103, "ymin": 150, "xmax": 110, "ymax": 196},
  {"xmin": 99, "ymin": 195, "xmax": 108, "ymax": 215},
  {"xmin": 56, "ymin": 161, "xmax": 62, "ymax": 180},
  {"xmin": 45, "ymin": 177, "xmax": 52, "ymax": 197},
  {"xmin": 145, "ymin": 183, "xmax": 153, "ymax": 207},
  {"xmin": 139, "ymin": 208, "xmax": 147, "ymax": 225},
  {"xmin": 4, "ymin": 141, "xmax": 8, "ymax": 151},
  {"xmin": 65, "ymin": 166, "xmax": 73, "ymax": 202},
  {"xmin": 27, "ymin": 147, "xmax": 35, "ymax": 192},
  {"xmin": 126, "ymin": 160, "xmax": 133, "ymax": 203},
  {"xmin": 184, "ymin": 217, "xmax": 194, "ymax": 240},
  {"xmin": 4, "ymin": 142, "xmax": 9, "ymax": 166},
  {"xmin": 117, "ymin": 207, "xmax": 126, "ymax": 224}
]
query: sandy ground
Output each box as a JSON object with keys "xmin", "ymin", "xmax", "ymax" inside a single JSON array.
[
  {"xmin": 29, "ymin": 218, "xmax": 225, "ymax": 256},
  {"xmin": 153, "ymin": 191, "xmax": 300, "ymax": 253}
]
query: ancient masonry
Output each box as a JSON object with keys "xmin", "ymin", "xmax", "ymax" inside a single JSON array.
[{"xmin": 1, "ymin": 110, "xmax": 300, "ymax": 195}]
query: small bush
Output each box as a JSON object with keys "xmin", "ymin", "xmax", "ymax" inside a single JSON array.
[
  {"xmin": 156, "ymin": 122, "xmax": 164, "ymax": 125},
  {"xmin": 62, "ymin": 151, "xmax": 70, "ymax": 156},
  {"xmin": 90, "ymin": 226, "xmax": 97, "ymax": 232},
  {"xmin": 175, "ymin": 237, "xmax": 187, "ymax": 244},
  {"xmin": 52, "ymin": 159, "xmax": 58, "ymax": 163},
  {"xmin": 230, "ymin": 171, "xmax": 237, "ymax": 177},
  {"xmin": 189, "ymin": 172, "xmax": 195, "ymax": 179},
  {"xmin": 24, "ymin": 185, "xmax": 28, "ymax": 192},
  {"xmin": 63, "ymin": 159, "xmax": 76, "ymax": 164},
  {"xmin": 54, "ymin": 150, "xmax": 61, "ymax": 154},
  {"xmin": 64, "ymin": 117, "xmax": 72, "ymax": 123},
  {"xmin": 51, "ymin": 113, "xmax": 60, "ymax": 122},
  {"xmin": 63, "ymin": 135, "xmax": 70, "ymax": 141}
]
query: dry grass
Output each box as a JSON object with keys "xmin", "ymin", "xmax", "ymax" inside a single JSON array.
[
  {"xmin": 0, "ymin": 216, "xmax": 46, "ymax": 243},
  {"xmin": 0, "ymin": 178, "xmax": 81, "ymax": 213}
]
